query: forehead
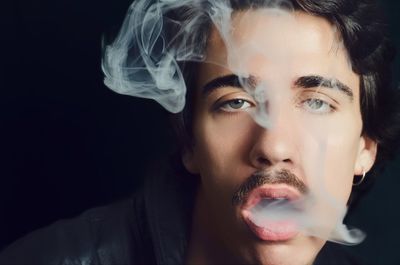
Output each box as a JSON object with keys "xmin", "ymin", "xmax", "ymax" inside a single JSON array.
[{"xmin": 198, "ymin": 10, "xmax": 358, "ymax": 92}]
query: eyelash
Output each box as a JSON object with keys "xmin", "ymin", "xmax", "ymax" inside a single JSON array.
[
  {"xmin": 299, "ymin": 98, "xmax": 336, "ymax": 114},
  {"xmin": 216, "ymin": 98, "xmax": 254, "ymax": 113},
  {"xmin": 215, "ymin": 95, "xmax": 336, "ymax": 114}
]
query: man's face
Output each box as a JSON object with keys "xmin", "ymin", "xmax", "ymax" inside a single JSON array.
[{"xmin": 184, "ymin": 10, "xmax": 377, "ymax": 265}]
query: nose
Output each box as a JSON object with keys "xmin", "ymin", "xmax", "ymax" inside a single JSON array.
[{"xmin": 249, "ymin": 111, "xmax": 298, "ymax": 169}]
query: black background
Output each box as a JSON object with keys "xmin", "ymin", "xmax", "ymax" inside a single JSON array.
[{"xmin": 1, "ymin": 0, "xmax": 399, "ymax": 264}]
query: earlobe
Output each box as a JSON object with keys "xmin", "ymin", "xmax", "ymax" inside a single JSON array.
[
  {"xmin": 182, "ymin": 149, "xmax": 199, "ymax": 174},
  {"xmin": 354, "ymin": 136, "xmax": 378, "ymax": 175}
]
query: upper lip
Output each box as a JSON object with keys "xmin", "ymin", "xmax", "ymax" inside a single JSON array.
[{"xmin": 241, "ymin": 184, "xmax": 303, "ymax": 211}]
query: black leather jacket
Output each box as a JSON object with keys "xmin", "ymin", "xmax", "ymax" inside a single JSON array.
[
  {"xmin": 0, "ymin": 196, "xmax": 155, "ymax": 264},
  {"xmin": 0, "ymin": 164, "xmax": 194, "ymax": 265},
  {"xmin": 0, "ymin": 167, "xmax": 363, "ymax": 265}
]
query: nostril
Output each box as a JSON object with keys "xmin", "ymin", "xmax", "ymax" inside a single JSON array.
[{"xmin": 257, "ymin": 157, "xmax": 271, "ymax": 166}]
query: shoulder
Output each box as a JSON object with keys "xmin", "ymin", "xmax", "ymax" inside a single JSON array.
[{"xmin": 0, "ymin": 193, "xmax": 155, "ymax": 265}]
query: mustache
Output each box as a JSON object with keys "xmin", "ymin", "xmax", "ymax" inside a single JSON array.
[{"xmin": 231, "ymin": 169, "xmax": 308, "ymax": 206}]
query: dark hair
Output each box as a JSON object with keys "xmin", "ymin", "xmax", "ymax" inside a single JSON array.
[{"xmin": 170, "ymin": 0, "xmax": 400, "ymax": 180}]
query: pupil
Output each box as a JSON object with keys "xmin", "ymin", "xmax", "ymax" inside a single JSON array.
[
  {"xmin": 311, "ymin": 99, "xmax": 323, "ymax": 109},
  {"xmin": 229, "ymin": 99, "xmax": 244, "ymax": 109}
]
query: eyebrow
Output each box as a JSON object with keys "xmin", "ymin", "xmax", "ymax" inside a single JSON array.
[
  {"xmin": 202, "ymin": 74, "xmax": 354, "ymax": 101},
  {"xmin": 202, "ymin": 74, "xmax": 255, "ymax": 95},
  {"xmin": 294, "ymin": 75, "xmax": 354, "ymax": 101}
]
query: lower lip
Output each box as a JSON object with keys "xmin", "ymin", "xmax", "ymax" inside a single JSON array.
[{"xmin": 243, "ymin": 212, "xmax": 299, "ymax": 241}]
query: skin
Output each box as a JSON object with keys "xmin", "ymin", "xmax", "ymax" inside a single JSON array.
[{"xmin": 183, "ymin": 10, "xmax": 377, "ymax": 265}]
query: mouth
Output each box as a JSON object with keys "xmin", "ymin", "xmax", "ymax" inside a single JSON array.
[{"xmin": 241, "ymin": 185, "xmax": 302, "ymax": 241}]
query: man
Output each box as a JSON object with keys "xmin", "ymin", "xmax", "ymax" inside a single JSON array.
[{"xmin": 1, "ymin": 0, "xmax": 398, "ymax": 264}]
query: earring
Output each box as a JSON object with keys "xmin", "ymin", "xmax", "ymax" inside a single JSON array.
[{"xmin": 353, "ymin": 170, "xmax": 367, "ymax": 186}]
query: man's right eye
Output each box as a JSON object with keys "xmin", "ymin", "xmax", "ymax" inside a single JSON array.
[{"xmin": 219, "ymin": 99, "xmax": 253, "ymax": 112}]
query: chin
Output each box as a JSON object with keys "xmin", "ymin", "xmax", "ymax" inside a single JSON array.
[{"xmin": 238, "ymin": 234, "xmax": 325, "ymax": 265}]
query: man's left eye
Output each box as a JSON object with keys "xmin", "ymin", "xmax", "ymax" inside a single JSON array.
[
  {"xmin": 220, "ymin": 99, "xmax": 252, "ymax": 112},
  {"xmin": 302, "ymin": 98, "xmax": 333, "ymax": 114}
]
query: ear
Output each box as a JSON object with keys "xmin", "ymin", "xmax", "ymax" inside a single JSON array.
[
  {"xmin": 182, "ymin": 148, "xmax": 199, "ymax": 174},
  {"xmin": 354, "ymin": 135, "xmax": 378, "ymax": 175}
]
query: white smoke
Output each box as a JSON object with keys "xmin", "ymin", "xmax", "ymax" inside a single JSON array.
[{"xmin": 102, "ymin": 0, "xmax": 365, "ymax": 245}]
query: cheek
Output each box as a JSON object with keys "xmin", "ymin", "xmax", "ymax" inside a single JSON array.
[
  {"xmin": 192, "ymin": 114, "xmax": 254, "ymax": 190},
  {"xmin": 324, "ymin": 133, "xmax": 360, "ymax": 202},
  {"xmin": 299, "ymin": 120, "xmax": 361, "ymax": 203}
]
